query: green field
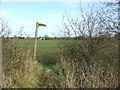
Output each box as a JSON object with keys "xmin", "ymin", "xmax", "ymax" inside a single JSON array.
[
  {"xmin": 16, "ymin": 39, "xmax": 60, "ymax": 65},
  {"xmin": 3, "ymin": 38, "xmax": 118, "ymax": 66}
]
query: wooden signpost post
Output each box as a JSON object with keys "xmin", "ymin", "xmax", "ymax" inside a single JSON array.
[{"xmin": 33, "ymin": 22, "xmax": 46, "ymax": 60}]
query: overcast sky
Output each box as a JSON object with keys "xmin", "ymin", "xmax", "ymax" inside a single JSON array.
[{"xmin": 1, "ymin": 0, "xmax": 115, "ymax": 37}]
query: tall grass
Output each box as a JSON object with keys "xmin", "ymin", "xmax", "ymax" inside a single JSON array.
[
  {"xmin": 3, "ymin": 59, "xmax": 41, "ymax": 88},
  {"xmin": 2, "ymin": 39, "xmax": 41, "ymax": 88},
  {"xmin": 57, "ymin": 56, "xmax": 118, "ymax": 88},
  {"xmin": 57, "ymin": 38, "xmax": 118, "ymax": 88}
]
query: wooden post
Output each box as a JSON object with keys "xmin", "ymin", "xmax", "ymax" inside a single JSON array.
[{"xmin": 33, "ymin": 22, "xmax": 46, "ymax": 60}]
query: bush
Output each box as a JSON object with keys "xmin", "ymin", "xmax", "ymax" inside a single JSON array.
[
  {"xmin": 57, "ymin": 39, "xmax": 118, "ymax": 88},
  {"xmin": 2, "ymin": 39, "xmax": 41, "ymax": 88},
  {"xmin": 2, "ymin": 39, "xmax": 32, "ymax": 66}
]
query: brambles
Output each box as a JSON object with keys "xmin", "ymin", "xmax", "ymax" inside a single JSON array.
[{"xmin": 57, "ymin": 39, "xmax": 118, "ymax": 88}]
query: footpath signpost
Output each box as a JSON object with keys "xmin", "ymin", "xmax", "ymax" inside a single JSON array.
[{"xmin": 33, "ymin": 22, "xmax": 46, "ymax": 60}]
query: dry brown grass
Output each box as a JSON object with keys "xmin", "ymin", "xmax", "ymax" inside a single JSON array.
[
  {"xmin": 57, "ymin": 55, "xmax": 118, "ymax": 88},
  {"xmin": 2, "ymin": 39, "xmax": 42, "ymax": 88},
  {"xmin": 2, "ymin": 59, "xmax": 41, "ymax": 88}
]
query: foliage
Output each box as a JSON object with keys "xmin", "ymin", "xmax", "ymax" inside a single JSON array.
[
  {"xmin": 2, "ymin": 39, "xmax": 41, "ymax": 88},
  {"xmin": 57, "ymin": 39, "xmax": 118, "ymax": 88},
  {"xmin": 57, "ymin": 2, "xmax": 118, "ymax": 88}
]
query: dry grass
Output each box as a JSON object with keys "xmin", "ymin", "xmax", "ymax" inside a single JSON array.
[
  {"xmin": 57, "ymin": 55, "xmax": 118, "ymax": 88},
  {"xmin": 2, "ymin": 39, "xmax": 42, "ymax": 88},
  {"xmin": 2, "ymin": 59, "xmax": 41, "ymax": 88}
]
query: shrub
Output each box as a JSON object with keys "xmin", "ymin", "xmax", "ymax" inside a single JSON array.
[
  {"xmin": 2, "ymin": 39, "xmax": 41, "ymax": 88},
  {"xmin": 57, "ymin": 39, "xmax": 118, "ymax": 88}
]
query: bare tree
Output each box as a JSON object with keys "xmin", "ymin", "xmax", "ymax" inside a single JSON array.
[
  {"xmin": 60, "ymin": 1, "xmax": 118, "ymax": 57},
  {"xmin": 0, "ymin": 18, "xmax": 11, "ymax": 37}
]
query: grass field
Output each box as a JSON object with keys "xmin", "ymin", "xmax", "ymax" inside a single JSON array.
[
  {"xmin": 16, "ymin": 39, "xmax": 60, "ymax": 65},
  {"xmin": 17, "ymin": 39, "xmax": 59, "ymax": 54}
]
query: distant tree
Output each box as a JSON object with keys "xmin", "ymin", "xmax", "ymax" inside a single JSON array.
[{"xmin": 44, "ymin": 34, "xmax": 49, "ymax": 40}]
